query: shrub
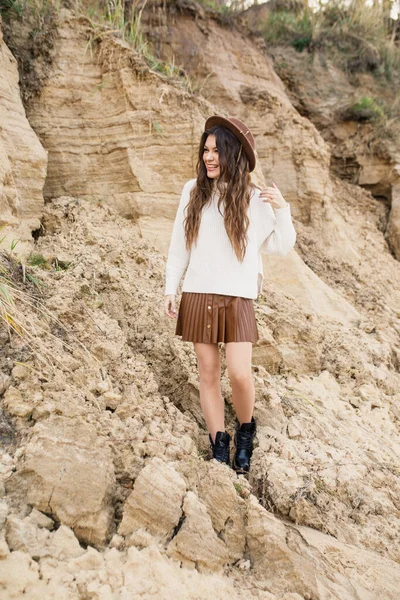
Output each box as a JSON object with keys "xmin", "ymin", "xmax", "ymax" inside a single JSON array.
[{"xmin": 341, "ymin": 96, "xmax": 386, "ymax": 122}]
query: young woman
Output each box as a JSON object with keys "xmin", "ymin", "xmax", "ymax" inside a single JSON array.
[{"xmin": 164, "ymin": 115, "xmax": 296, "ymax": 474}]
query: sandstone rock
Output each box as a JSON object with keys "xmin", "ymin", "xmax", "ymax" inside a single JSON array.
[
  {"xmin": 49, "ymin": 525, "xmax": 85, "ymax": 561},
  {"xmin": 293, "ymin": 522, "xmax": 400, "ymax": 599},
  {"xmin": 119, "ymin": 456, "xmax": 186, "ymax": 540},
  {"xmin": 3, "ymin": 387, "xmax": 35, "ymax": 419},
  {"xmin": 5, "ymin": 514, "xmax": 50, "ymax": 559},
  {"xmin": 0, "ymin": 550, "xmax": 40, "ymax": 596},
  {"xmin": 0, "ymin": 374, "xmax": 11, "ymax": 395},
  {"xmin": 0, "ymin": 20, "xmax": 46, "ymax": 257},
  {"xmin": 386, "ymin": 180, "xmax": 400, "ymax": 259},
  {"xmin": 196, "ymin": 463, "xmax": 246, "ymax": 561},
  {"xmin": 26, "ymin": 15, "xmax": 204, "ymax": 239},
  {"xmin": 121, "ymin": 543, "xmax": 240, "ymax": 599},
  {"xmin": 27, "ymin": 508, "xmax": 54, "ymax": 531},
  {"xmin": 0, "ymin": 536, "xmax": 9, "ymax": 559},
  {"xmin": 103, "ymin": 547, "xmax": 124, "ymax": 590},
  {"xmin": 0, "ymin": 500, "xmax": 8, "ymax": 529},
  {"xmin": 102, "ymin": 392, "xmax": 122, "ymax": 411},
  {"xmin": 246, "ymin": 496, "xmax": 319, "ymax": 598},
  {"xmin": 126, "ymin": 527, "xmax": 156, "ymax": 550},
  {"xmin": 6, "ymin": 416, "xmax": 115, "ymax": 546},
  {"xmin": 167, "ymin": 491, "xmax": 229, "ymax": 572},
  {"xmin": 66, "ymin": 546, "xmax": 104, "ymax": 576},
  {"xmin": 255, "ymin": 456, "xmax": 308, "ymax": 516},
  {"xmin": 11, "ymin": 364, "xmax": 30, "ymax": 381}
]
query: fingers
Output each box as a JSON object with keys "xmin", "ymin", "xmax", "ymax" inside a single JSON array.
[
  {"xmin": 259, "ymin": 184, "xmax": 286, "ymax": 208},
  {"xmin": 165, "ymin": 296, "xmax": 178, "ymax": 319},
  {"xmin": 260, "ymin": 189, "xmax": 280, "ymax": 202},
  {"xmin": 260, "ymin": 184, "xmax": 280, "ymax": 195}
]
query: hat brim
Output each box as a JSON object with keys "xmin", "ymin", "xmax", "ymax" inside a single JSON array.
[{"xmin": 204, "ymin": 115, "xmax": 256, "ymax": 172}]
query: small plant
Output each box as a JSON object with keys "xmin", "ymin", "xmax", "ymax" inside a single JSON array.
[
  {"xmin": 0, "ymin": 0, "xmax": 24, "ymax": 17},
  {"xmin": 342, "ymin": 96, "xmax": 386, "ymax": 122},
  {"xmin": 0, "ymin": 0, "xmax": 56, "ymax": 21},
  {"xmin": 233, "ymin": 481, "xmax": 243, "ymax": 494},
  {"xmin": 197, "ymin": 0, "xmax": 236, "ymax": 24},
  {"xmin": 52, "ymin": 258, "xmax": 70, "ymax": 271},
  {"xmin": 261, "ymin": 9, "xmax": 315, "ymax": 52},
  {"xmin": 197, "ymin": 447, "xmax": 209, "ymax": 459},
  {"xmin": 28, "ymin": 253, "xmax": 50, "ymax": 269},
  {"xmin": 150, "ymin": 120, "xmax": 164, "ymax": 136},
  {"xmin": 9, "ymin": 239, "xmax": 20, "ymax": 253},
  {"xmin": 233, "ymin": 481, "xmax": 249, "ymax": 498},
  {"xmin": 25, "ymin": 272, "xmax": 46, "ymax": 290},
  {"xmin": 0, "ymin": 274, "xmax": 22, "ymax": 335}
]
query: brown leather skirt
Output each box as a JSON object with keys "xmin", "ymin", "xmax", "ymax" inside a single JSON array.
[{"xmin": 175, "ymin": 292, "xmax": 259, "ymax": 344}]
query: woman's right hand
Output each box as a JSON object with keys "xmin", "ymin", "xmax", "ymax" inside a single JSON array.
[{"xmin": 165, "ymin": 294, "xmax": 177, "ymax": 319}]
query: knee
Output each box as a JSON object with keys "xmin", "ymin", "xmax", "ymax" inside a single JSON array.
[
  {"xmin": 229, "ymin": 371, "xmax": 253, "ymax": 388},
  {"xmin": 199, "ymin": 365, "xmax": 220, "ymax": 387}
]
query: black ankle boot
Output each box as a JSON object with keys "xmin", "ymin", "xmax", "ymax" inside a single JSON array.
[
  {"xmin": 209, "ymin": 431, "xmax": 231, "ymax": 465},
  {"xmin": 232, "ymin": 416, "xmax": 256, "ymax": 474}
]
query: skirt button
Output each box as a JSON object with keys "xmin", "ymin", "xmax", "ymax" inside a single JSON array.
[
  {"xmin": 207, "ymin": 324, "xmax": 211, "ymax": 328},
  {"xmin": 207, "ymin": 305, "xmax": 211, "ymax": 310}
]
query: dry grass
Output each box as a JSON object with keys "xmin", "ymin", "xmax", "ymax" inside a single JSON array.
[
  {"xmin": 261, "ymin": 0, "xmax": 400, "ymax": 80},
  {"xmin": 0, "ymin": 248, "xmax": 97, "ymax": 374}
]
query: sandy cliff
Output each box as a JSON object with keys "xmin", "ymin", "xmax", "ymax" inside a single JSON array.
[
  {"xmin": 1, "ymin": 3, "xmax": 400, "ymax": 598},
  {"xmin": 0, "ymin": 16, "xmax": 47, "ymax": 257}
]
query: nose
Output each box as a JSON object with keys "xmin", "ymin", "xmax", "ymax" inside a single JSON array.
[{"xmin": 204, "ymin": 150, "xmax": 217, "ymax": 164}]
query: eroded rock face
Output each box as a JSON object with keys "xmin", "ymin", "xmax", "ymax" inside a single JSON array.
[
  {"xmin": 246, "ymin": 496, "xmax": 319, "ymax": 598},
  {"xmin": 0, "ymin": 190, "xmax": 399, "ymax": 598},
  {"xmin": 25, "ymin": 13, "xmax": 208, "ymax": 239},
  {"xmin": 196, "ymin": 463, "xmax": 247, "ymax": 561},
  {"xmin": 167, "ymin": 490, "xmax": 229, "ymax": 572},
  {"xmin": 0, "ymin": 551, "xmax": 41, "ymax": 597},
  {"xmin": 0, "ymin": 17, "xmax": 47, "ymax": 256},
  {"xmin": 119, "ymin": 456, "xmax": 186, "ymax": 540},
  {"xmin": 6, "ymin": 416, "xmax": 116, "ymax": 546},
  {"xmin": 386, "ymin": 178, "xmax": 400, "ymax": 259}
]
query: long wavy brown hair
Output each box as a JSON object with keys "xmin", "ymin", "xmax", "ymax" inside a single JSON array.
[{"xmin": 184, "ymin": 125, "xmax": 256, "ymax": 262}]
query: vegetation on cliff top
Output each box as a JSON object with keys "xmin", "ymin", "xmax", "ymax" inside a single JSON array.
[{"xmin": 260, "ymin": 0, "xmax": 399, "ymax": 81}]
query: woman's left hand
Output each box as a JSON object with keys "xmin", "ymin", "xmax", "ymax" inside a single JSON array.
[{"xmin": 259, "ymin": 182, "xmax": 288, "ymax": 209}]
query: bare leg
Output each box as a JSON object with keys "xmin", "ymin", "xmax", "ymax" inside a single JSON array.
[
  {"xmin": 193, "ymin": 342, "xmax": 224, "ymax": 442},
  {"xmin": 225, "ymin": 342, "xmax": 255, "ymax": 424}
]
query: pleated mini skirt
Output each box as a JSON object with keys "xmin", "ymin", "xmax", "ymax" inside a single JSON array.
[{"xmin": 175, "ymin": 292, "xmax": 259, "ymax": 344}]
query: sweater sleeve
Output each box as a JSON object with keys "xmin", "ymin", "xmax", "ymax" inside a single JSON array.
[
  {"xmin": 259, "ymin": 201, "xmax": 297, "ymax": 256},
  {"xmin": 164, "ymin": 179, "xmax": 194, "ymax": 296}
]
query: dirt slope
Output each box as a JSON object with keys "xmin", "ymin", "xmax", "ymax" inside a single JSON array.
[{"xmin": 0, "ymin": 2, "xmax": 400, "ymax": 598}]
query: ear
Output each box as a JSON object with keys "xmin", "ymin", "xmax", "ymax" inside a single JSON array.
[{"xmin": 272, "ymin": 182, "xmax": 278, "ymax": 187}]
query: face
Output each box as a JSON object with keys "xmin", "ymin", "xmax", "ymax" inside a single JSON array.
[{"xmin": 203, "ymin": 134, "xmax": 220, "ymax": 179}]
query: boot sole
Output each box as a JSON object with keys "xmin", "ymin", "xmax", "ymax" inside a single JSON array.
[{"xmin": 232, "ymin": 458, "xmax": 250, "ymax": 474}]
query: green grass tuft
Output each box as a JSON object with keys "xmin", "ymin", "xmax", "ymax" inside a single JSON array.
[
  {"xmin": 28, "ymin": 253, "xmax": 49, "ymax": 268},
  {"xmin": 341, "ymin": 95, "xmax": 386, "ymax": 122}
]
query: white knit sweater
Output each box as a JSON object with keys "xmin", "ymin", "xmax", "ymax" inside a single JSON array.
[{"xmin": 165, "ymin": 178, "xmax": 297, "ymax": 300}]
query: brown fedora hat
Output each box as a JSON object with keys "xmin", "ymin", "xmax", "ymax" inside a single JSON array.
[{"xmin": 204, "ymin": 115, "xmax": 256, "ymax": 172}]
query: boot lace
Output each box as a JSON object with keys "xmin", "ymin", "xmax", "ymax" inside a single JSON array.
[{"xmin": 235, "ymin": 429, "xmax": 254, "ymax": 452}]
